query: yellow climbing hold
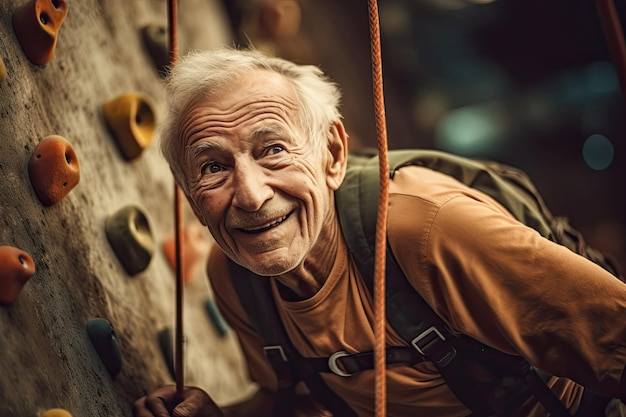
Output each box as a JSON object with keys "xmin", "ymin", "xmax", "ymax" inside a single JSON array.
[{"xmin": 0, "ymin": 56, "xmax": 6, "ymax": 81}]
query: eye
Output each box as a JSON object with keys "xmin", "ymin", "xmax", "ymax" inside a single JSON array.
[
  {"xmin": 267, "ymin": 145, "xmax": 285, "ymax": 155},
  {"xmin": 202, "ymin": 162, "xmax": 223, "ymax": 175}
]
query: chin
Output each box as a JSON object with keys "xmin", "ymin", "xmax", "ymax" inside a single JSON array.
[
  {"xmin": 240, "ymin": 254, "xmax": 300, "ymax": 277},
  {"xmin": 247, "ymin": 262, "xmax": 296, "ymax": 277}
]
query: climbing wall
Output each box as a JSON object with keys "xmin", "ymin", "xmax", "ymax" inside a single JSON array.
[{"xmin": 0, "ymin": 1, "xmax": 258, "ymax": 416}]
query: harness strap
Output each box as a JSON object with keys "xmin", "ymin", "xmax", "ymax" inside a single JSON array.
[
  {"xmin": 228, "ymin": 260, "xmax": 357, "ymax": 416},
  {"xmin": 384, "ymin": 248, "xmax": 575, "ymax": 417},
  {"xmin": 300, "ymin": 372, "xmax": 359, "ymax": 416},
  {"xmin": 289, "ymin": 346, "xmax": 426, "ymax": 377},
  {"xmin": 526, "ymin": 368, "xmax": 574, "ymax": 417},
  {"xmin": 574, "ymin": 388, "xmax": 613, "ymax": 416}
]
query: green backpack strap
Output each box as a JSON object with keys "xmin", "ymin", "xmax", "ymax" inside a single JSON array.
[
  {"xmin": 336, "ymin": 148, "xmax": 621, "ymax": 280},
  {"xmin": 335, "ymin": 149, "xmax": 556, "ymax": 287}
]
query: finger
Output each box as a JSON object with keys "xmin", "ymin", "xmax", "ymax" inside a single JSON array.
[
  {"xmin": 150, "ymin": 384, "xmax": 181, "ymax": 404},
  {"xmin": 133, "ymin": 396, "xmax": 155, "ymax": 417},
  {"xmin": 143, "ymin": 386, "xmax": 180, "ymax": 417},
  {"xmin": 172, "ymin": 387, "xmax": 222, "ymax": 417}
]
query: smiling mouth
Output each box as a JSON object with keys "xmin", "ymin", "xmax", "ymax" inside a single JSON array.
[{"xmin": 240, "ymin": 212, "xmax": 292, "ymax": 234}]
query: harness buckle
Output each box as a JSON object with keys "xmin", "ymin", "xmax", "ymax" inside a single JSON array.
[
  {"xmin": 411, "ymin": 326, "xmax": 457, "ymax": 367},
  {"xmin": 263, "ymin": 345, "xmax": 288, "ymax": 362},
  {"xmin": 328, "ymin": 350, "xmax": 356, "ymax": 377}
]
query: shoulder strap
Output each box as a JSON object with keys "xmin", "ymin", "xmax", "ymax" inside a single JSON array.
[
  {"xmin": 385, "ymin": 248, "xmax": 570, "ymax": 417},
  {"xmin": 227, "ymin": 261, "xmax": 298, "ymax": 416},
  {"xmin": 338, "ymin": 149, "xmax": 621, "ymax": 279},
  {"xmin": 227, "ymin": 259, "xmax": 357, "ymax": 417},
  {"xmin": 336, "ymin": 149, "xmax": 556, "ymax": 285},
  {"xmin": 336, "ymin": 149, "xmax": 572, "ymax": 417}
]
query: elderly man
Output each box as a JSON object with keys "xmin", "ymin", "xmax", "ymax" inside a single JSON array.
[{"xmin": 134, "ymin": 47, "xmax": 626, "ymax": 417}]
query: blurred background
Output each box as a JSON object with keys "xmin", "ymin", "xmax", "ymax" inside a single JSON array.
[
  {"xmin": 222, "ymin": 0, "xmax": 626, "ymax": 274},
  {"xmin": 0, "ymin": 1, "xmax": 624, "ymax": 415}
]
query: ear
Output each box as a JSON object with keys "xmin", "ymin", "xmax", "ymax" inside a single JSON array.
[{"xmin": 325, "ymin": 121, "xmax": 348, "ymax": 191}]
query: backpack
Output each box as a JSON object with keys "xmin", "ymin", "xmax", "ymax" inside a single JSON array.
[{"xmin": 228, "ymin": 149, "xmax": 623, "ymax": 417}]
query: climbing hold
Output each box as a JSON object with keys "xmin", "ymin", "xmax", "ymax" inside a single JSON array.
[
  {"xmin": 103, "ymin": 92, "xmax": 156, "ymax": 160},
  {"xmin": 204, "ymin": 298, "xmax": 230, "ymax": 337},
  {"xmin": 41, "ymin": 409, "xmax": 72, "ymax": 417},
  {"xmin": 158, "ymin": 327, "xmax": 188, "ymax": 380},
  {"xmin": 0, "ymin": 246, "xmax": 35, "ymax": 306},
  {"xmin": 86, "ymin": 318, "xmax": 122, "ymax": 378},
  {"xmin": 259, "ymin": 0, "xmax": 301, "ymax": 39},
  {"xmin": 12, "ymin": 0, "xmax": 69, "ymax": 65},
  {"xmin": 105, "ymin": 205, "xmax": 154, "ymax": 275},
  {"xmin": 0, "ymin": 56, "xmax": 7, "ymax": 81},
  {"xmin": 141, "ymin": 24, "xmax": 169, "ymax": 77},
  {"xmin": 157, "ymin": 327, "xmax": 175, "ymax": 380},
  {"xmin": 28, "ymin": 135, "xmax": 80, "ymax": 206},
  {"xmin": 161, "ymin": 223, "xmax": 211, "ymax": 284}
]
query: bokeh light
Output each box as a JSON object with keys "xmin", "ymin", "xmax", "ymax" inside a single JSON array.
[{"xmin": 582, "ymin": 134, "xmax": 614, "ymax": 171}]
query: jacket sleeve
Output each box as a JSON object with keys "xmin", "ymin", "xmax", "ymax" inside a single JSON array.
[{"xmin": 388, "ymin": 190, "xmax": 626, "ymax": 401}]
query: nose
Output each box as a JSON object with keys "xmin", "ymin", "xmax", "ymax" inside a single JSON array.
[{"xmin": 231, "ymin": 158, "xmax": 273, "ymax": 211}]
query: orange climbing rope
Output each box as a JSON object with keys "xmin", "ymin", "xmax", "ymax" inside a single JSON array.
[
  {"xmin": 596, "ymin": 0, "xmax": 626, "ymax": 104},
  {"xmin": 167, "ymin": 0, "xmax": 185, "ymax": 399},
  {"xmin": 367, "ymin": 1, "xmax": 390, "ymax": 416},
  {"xmin": 167, "ymin": 0, "xmax": 389, "ymax": 410}
]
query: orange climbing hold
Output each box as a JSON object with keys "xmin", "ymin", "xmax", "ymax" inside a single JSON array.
[
  {"xmin": 28, "ymin": 135, "xmax": 80, "ymax": 206},
  {"xmin": 103, "ymin": 92, "xmax": 156, "ymax": 160},
  {"xmin": 41, "ymin": 409, "xmax": 72, "ymax": 417},
  {"xmin": 162, "ymin": 223, "xmax": 211, "ymax": 284},
  {"xmin": 12, "ymin": 0, "xmax": 69, "ymax": 65},
  {"xmin": 0, "ymin": 246, "xmax": 35, "ymax": 306}
]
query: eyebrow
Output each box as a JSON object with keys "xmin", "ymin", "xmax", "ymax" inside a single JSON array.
[
  {"xmin": 186, "ymin": 124, "xmax": 291, "ymax": 160},
  {"xmin": 250, "ymin": 124, "xmax": 289, "ymax": 140},
  {"xmin": 188, "ymin": 141, "xmax": 219, "ymax": 160}
]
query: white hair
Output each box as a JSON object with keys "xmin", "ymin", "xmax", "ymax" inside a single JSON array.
[{"xmin": 159, "ymin": 47, "xmax": 343, "ymax": 193}]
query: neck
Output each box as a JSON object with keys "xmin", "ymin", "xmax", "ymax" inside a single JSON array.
[{"xmin": 275, "ymin": 206, "xmax": 341, "ymax": 300}]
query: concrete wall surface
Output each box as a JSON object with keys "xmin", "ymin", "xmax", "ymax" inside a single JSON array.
[{"xmin": 0, "ymin": 1, "xmax": 256, "ymax": 416}]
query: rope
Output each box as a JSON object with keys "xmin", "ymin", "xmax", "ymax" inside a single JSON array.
[
  {"xmin": 367, "ymin": 1, "xmax": 390, "ymax": 416},
  {"xmin": 167, "ymin": 0, "xmax": 185, "ymax": 399},
  {"xmin": 166, "ymin": 0, "xmax": 389, "ymax": 409},
  {"xmin": 595, "ymin": 0, "xmax": 626, "ymax": 104}
]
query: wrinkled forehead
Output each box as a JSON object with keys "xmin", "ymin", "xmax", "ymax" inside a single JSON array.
[
  {"xmin": 175, "ymin": 69, "xmax": 301, "ymax": 150},
  {"xmin": 195, "ymin": 69, "xmax": 297, "ymax": 112}
]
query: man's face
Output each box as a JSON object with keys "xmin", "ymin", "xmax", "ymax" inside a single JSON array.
[{"xmin": 179, "ymin": 70, "xmax": 335, "ymax": 276}]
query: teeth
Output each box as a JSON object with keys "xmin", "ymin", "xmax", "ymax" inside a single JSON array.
[{"xmin": 244, "ymin": 215, "xmax": 288, "ymax": 232}]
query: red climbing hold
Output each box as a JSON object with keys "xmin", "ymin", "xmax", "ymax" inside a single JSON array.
[
  {"xmin": 28, "ymin": 135, "xmax": 80, "ymax": 206},
  {"xmin": 12, "ymin": 0, "xmax": 69, "ymax": 65},
  {"xmin": 161, "ymin": 223, "xmax": 212, "ymax": 284},
  {"xmin": 0, "ymin": 246, "xmax": 35, "ymax": 306}
]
